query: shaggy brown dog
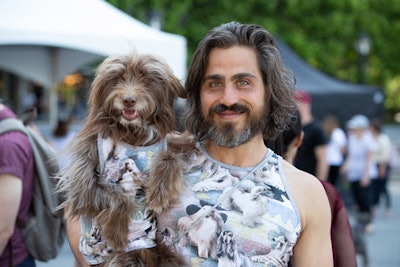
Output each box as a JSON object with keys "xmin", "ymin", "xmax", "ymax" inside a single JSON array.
[{"xmin": 58, "ymin": 52, "xmax": 193, "ymax": 267}]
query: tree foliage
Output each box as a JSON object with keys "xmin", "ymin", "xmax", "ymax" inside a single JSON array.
[{"xmin": 108, "ymin": 0, "xmax": 400, "ymax": 121}]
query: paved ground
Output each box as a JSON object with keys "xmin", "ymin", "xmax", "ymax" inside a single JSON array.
[
  {"xmin": 35, "ymin": 124, "xmax": 400, "ymax": 267},
  {"xmin": 358, "ymin": 177, "xmax": 400, "ymax": 267}
]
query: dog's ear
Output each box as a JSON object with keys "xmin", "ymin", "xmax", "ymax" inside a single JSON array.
[{"xmin": 186, "ymin": 204, "xmax": 201, "ymax": 215}]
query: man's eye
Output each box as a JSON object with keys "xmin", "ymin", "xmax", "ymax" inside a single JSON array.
[
  {"xmin": 209, "ymin": 81, "xmax": 221, "ymax": 88},
  {"xmin": 238, "ymin": 80, "xmax": 249, "ymax": 87}
]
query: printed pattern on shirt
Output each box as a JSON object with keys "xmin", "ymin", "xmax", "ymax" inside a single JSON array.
[
  {"xmin": 79, "ymin": 137, "xmax": 164, "ymax": 264},
  {"xmin": 157, "ymin": 144, "xmax": 301, "ymax": 267}
]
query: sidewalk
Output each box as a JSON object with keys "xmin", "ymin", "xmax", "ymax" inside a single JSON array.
[
  {"xmin": 359, "ymin": 171, "xmax": 400, "ymax": 267},
  {"xmin": 35, "ymin": 243, "xmax": 75, "ymax": 267},
  {"xmin": 354, "ymin": 124, "xmax": 400, "ymax": 267}
]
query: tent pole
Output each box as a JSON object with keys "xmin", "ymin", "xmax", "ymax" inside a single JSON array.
[{"xmin": 49, "ymin": 47, "xmax": 58, "ymax": 130}]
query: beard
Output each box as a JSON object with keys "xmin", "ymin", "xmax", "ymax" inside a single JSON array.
[{"xmin": 204, "ymin": 103, "xmax": 267, "ymax": 148}]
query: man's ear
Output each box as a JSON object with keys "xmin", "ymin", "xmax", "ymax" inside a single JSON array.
[{"xmin": 294, "ymin": 131, "xmax": 304, "ymax": 148}]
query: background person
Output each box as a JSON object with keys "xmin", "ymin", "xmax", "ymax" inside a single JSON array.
[
  {"xmin": 341, "ymin": 114, "xmax": 377, "ymax": 233},
  {"xmin": 322, "ymin": 114, "xmax": 348, "ymax": 187},
  {"xmin": 48, "ymin": 116, "xmax": 76, "ymax": 169},
  {"xmin": 47, "ymin": 117, "xmax": 78, "ymax": 267},
  {"xmin": 294, "ymin": 90, "xmax": 329, "ymax": 181},
  {"xmin": 0, "ymin": 103, "xmax": 36, "ymax": 267},
  {"xmin": 370, "ymin": 118, "xmax": 392, "ymax": 217}
]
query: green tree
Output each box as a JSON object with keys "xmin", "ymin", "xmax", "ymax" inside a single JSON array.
[{"xmin": 108, "ymin": 0, "xmax": 400, "ymax": 121}]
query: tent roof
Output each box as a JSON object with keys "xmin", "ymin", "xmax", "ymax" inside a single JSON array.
[
  {"xmin": 276, "ymin": 37, "xmax": 381, "ymax": 95},
  {"xmin": 0, "ymin": 0, "xmax": 187, "ymax": 86},
  {"xmin": 275, "ymin": 37, "xmax": 384, "ymax": 122}
]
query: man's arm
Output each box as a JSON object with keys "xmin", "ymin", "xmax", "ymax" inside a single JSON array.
[
  {"xmin": 285, "ymin": 164, "xmax": 333, "ymax": 267},
  {"xmin": 294, "ymin": 178, "xmax": 332, "ymax": 266},
  {"xmin": 66, "ymin": 216, "xmax": 90, "ymax": 267},
  {"xmin": 315, "ymin": 144, "xmax": 328, "ymax": 181},
  {"xmin": 0, "ymin": 174, "xmax": 22, "ymax": 254}
]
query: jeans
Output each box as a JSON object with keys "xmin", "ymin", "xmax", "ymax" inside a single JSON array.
[{"xmin": 16, "ymin": 255, "xmax": 36, "ymax": 267}]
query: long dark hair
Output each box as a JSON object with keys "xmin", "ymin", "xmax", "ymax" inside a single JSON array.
[
  {"xmin": 184, "ymin": 21, "xmax": 297, "ymax": 141},
  {"xmin": 265, "ymin": 109, "xmax": 302, "ymax": 156}
]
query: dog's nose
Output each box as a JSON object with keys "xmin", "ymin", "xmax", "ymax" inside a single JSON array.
[{"xmin": 123, "ymin": 96, "xmax": 136, "ymax": 107}]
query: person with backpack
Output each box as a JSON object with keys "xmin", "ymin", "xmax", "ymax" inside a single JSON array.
[{"xmin": 0, "ymin": 103, "xmax": 36, "ymax": 267}]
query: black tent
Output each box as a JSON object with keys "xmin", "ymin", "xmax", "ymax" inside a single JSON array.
[{"xmin": 276, "ymin": 38, "xmax": 384, "ymax": 126}]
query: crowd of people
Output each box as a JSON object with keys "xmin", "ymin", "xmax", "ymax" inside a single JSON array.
[
  {"xmin": 294, "ymin": 90, "xmax": 394, "ymax": 233},
  {"xmin": 0, "ymin": 21, "xmax": 397, "ymax": 267}
]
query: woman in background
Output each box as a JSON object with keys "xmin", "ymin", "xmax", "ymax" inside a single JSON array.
[
  {"xmin": 323, "ymin": 114, "xmax": 347, "ymax": 187},
  {"xmin": 341, "ymin": 114, "xmax": 377, "ymax": 233},
  {"xmin": 370, "ymin": 118, "xmax": 392, "ymax": 217}
]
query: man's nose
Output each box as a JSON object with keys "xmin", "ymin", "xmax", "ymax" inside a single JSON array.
[{"xmin": 219, "ymin": 84, "xmax": 238, "ymax": 106}]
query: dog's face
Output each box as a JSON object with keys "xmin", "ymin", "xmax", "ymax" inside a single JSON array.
[
  {"xmin": 87, "ymin": 52, "xmax": 185, "ymax": 143},
  {"xmin": 219, "ymin": 230, "xmax": 235, "ymax": 246}
]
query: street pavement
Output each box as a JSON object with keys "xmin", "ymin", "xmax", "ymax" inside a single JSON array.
[
  {"xmin": 359, "ymin": 177, "xmax": 400, "ymax": 267},
  {"xmin": 35, "ymin": 124, "xmax": 400, "ymax": 267},
  {"xmin": 35, "ymin": 243, "xmax": 75, "ymax": 267}
]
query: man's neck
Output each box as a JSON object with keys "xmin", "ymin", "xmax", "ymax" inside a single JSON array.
[{"xmin": 205, "ymin": 134, "xmax": 268, "ymax": 167}]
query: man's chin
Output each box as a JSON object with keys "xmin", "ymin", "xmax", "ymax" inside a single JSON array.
[{"xmin": 208, "ymin": 125, "xmax": 253, "ymax": 148}]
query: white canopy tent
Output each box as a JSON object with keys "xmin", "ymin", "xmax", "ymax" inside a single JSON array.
[{"xmin": 0, "ymin": 0, "xmax": 187, "ymax": 125}]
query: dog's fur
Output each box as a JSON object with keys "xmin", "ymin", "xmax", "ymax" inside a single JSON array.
[{"xmin": 57, "ymin": 52, "xmax": 194, "ymax": 266}]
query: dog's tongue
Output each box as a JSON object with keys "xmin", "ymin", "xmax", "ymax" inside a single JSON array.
[{"xmin": 122, "ymin": 109, "xmax": 138, "ymax": 121}]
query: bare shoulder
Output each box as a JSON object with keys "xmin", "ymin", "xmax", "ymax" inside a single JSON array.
[
  {"xmin": 281, "ymin": 160, "xmax": 324, "ymax": 194},
  {"xmin": 281, "ymin": 160, "xmax": 329, "ymax": 227}
]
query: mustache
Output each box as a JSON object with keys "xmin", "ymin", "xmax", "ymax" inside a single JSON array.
[{"xmin": 210, "ymin": 103, "xmax": 250, "ymax": 114}]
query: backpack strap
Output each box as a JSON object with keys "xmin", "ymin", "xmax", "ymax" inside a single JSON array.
[{"xmin": 0, "ymin": 118, "xmax": 27, "ymax": 136}]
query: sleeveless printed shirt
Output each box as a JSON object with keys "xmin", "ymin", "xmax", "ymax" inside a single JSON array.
[
  {"xmin": 79, "ymin": 136, "xmax": 166, "ymax": 265},
  {"xmin": 157, "ymin": 143, "xmax": 301, "ymax": 267}
]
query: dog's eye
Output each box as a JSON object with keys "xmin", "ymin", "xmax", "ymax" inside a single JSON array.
[{"xmin": 143, "ymin": 77, "xmax": 152, "ymax": 84}]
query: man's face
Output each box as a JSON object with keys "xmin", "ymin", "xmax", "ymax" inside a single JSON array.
[{"xmin": 200, "ymin": 46, "xmax": 267, "ymax": 147}]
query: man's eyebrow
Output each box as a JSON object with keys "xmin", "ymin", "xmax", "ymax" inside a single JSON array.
[
  {"xmin": 202, "ymin": 74, "xmax": 224, "ymax": 82},
  {"xmin": 231, "ymin": 72, "xmax": 256, "ymax": 81},
  {"xmin": 202, "ymin": 73, "xmax": 256, "ymax": 82}
]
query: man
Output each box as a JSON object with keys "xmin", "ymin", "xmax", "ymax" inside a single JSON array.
[
  {"xmin": 156, "ymin": 22, "xmax": 332, "ymax": 266},
  {"xmin": 67, "ymin": 22, "xmax": 333, "ymax": 266},
  {"xmin": 0, "ymin": 103, "xmax": 36, "ymax": 267},
  {"xmin": 294, "ymin": 90, "xmax": 329, "ymax": 180}
]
